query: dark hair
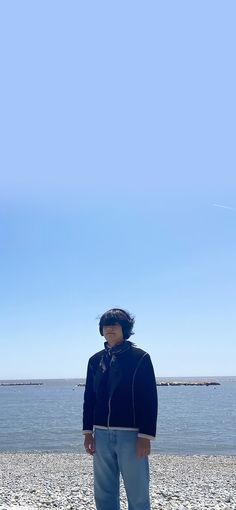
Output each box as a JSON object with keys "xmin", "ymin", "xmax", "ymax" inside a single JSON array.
[{"xmin": 99, "ymin": 308, "xmax": 135, "ymax": 340}]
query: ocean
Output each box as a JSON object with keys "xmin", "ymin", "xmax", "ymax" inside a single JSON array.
[{"xmin": 0, "ymin": 377, "xmax": 235, "ymax": 455}]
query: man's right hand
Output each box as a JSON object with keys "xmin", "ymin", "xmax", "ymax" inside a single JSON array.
[{"xmin": 84, "ymin": 433, "xmax": 95, "ymax": 455}]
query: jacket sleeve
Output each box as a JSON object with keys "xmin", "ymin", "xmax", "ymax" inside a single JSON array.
[
  {"xmin": 133, "ymin": 353, "xmax": 158, "ymax": 439},
  {"xmin": 82, "ymin": 361, "xmax": 96, "ymax": 433}
]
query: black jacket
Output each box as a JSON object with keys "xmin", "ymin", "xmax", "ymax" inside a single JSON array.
[{"xmin": 82, "ymin": 341, "xmax": 158, "ymax": 438}]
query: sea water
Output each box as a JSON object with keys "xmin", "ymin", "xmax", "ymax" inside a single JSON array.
[{"xmin": 0, "ymin": 377, "xmax": 235, "ymax": 455}]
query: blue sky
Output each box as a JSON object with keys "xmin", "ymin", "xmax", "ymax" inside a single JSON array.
[{"xmin": 0, "ymin": 1, "xmax": 235, "ymax": 378}]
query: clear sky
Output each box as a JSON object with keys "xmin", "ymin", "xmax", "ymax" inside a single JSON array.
[{"xmin": 0, "ymin": 1, "xmax": 235, "ymax": 379}]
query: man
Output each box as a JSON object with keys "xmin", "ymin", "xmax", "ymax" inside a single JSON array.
[{"xmin": 82, "ymin": 308, "xmax": 158, "ymax": 510}]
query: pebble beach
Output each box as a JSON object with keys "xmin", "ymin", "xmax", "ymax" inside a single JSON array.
[{"xmin": 0, "ymin": 453, "xmax": 235, "ymax": 510}]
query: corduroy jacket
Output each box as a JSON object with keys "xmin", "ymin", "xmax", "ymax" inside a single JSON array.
[{"xmin": 82, "ymin": 341, "xmax": 158, "ymax": 439}]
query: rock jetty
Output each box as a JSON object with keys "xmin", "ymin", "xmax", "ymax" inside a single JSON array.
[
  {"xmin": 157, "ymin": 381, "xmax": 220, "ymax": 386},
  {"xmin": 74, "ymin": 381, "xmax": 220, "ymax": 388},
  {"xmin": 0, "ymin": 382, "xmax": 43, "ymax": 387}
]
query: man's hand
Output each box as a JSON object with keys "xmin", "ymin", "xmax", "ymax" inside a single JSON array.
[
  {"xmin": 84, "ymin": 433, "xmax": 95, "ymax": 455},
  {"xmin": 137, "ymin": 437, "xmax": 151, "ymax": 458}
]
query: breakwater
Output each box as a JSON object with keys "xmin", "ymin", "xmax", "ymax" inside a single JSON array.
[
  {"xmin": 74, "ymin": 381, "xmax": 220, "ymax": 388},
  {"xmin": 0, "ymin": 382, "xmax": 43, "ymax": 386}
]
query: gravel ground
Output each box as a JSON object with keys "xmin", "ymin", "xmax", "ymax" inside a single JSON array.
[{"xmin": 0, "ymin": 453, "xmax": 235, "ymax": 510}]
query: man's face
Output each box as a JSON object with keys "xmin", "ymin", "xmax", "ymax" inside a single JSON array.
[{"xmin": 102, "ymin": 322, "xmax": 124, "ymax": 347}]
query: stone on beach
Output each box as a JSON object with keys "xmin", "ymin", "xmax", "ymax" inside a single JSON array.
[{"xmin": 0, "ymin": 453, "xmax": 235, "ymax": 510}]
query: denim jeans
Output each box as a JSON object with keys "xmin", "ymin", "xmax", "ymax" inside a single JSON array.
[{"xmin": 93, "ymin": 429, "xmax": 151, "ymax": 510}]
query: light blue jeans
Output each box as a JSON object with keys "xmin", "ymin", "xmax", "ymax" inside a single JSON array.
[{"xmin": 93, "ymin": 429, "xmax": 151, "ymax": 510}]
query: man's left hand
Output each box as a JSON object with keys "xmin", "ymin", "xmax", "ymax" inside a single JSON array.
[{"xmin": 137, "ymin": 437, "xmax": 151, "ymax": 458}]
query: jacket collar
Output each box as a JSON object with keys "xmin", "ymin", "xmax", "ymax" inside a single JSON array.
[{"xmin": 104, "ymin": 340, "xmax": 132, "ymax": 356}]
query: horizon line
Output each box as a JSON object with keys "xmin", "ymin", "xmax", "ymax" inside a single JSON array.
[{"xmin": 0, "ymin": 375, "xmax": 235, "ymax": 381}]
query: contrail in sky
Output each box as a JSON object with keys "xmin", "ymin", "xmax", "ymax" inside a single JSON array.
[{"xmin": 212, "ymin": 203, "xmax": 235, "ymax": 211}]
